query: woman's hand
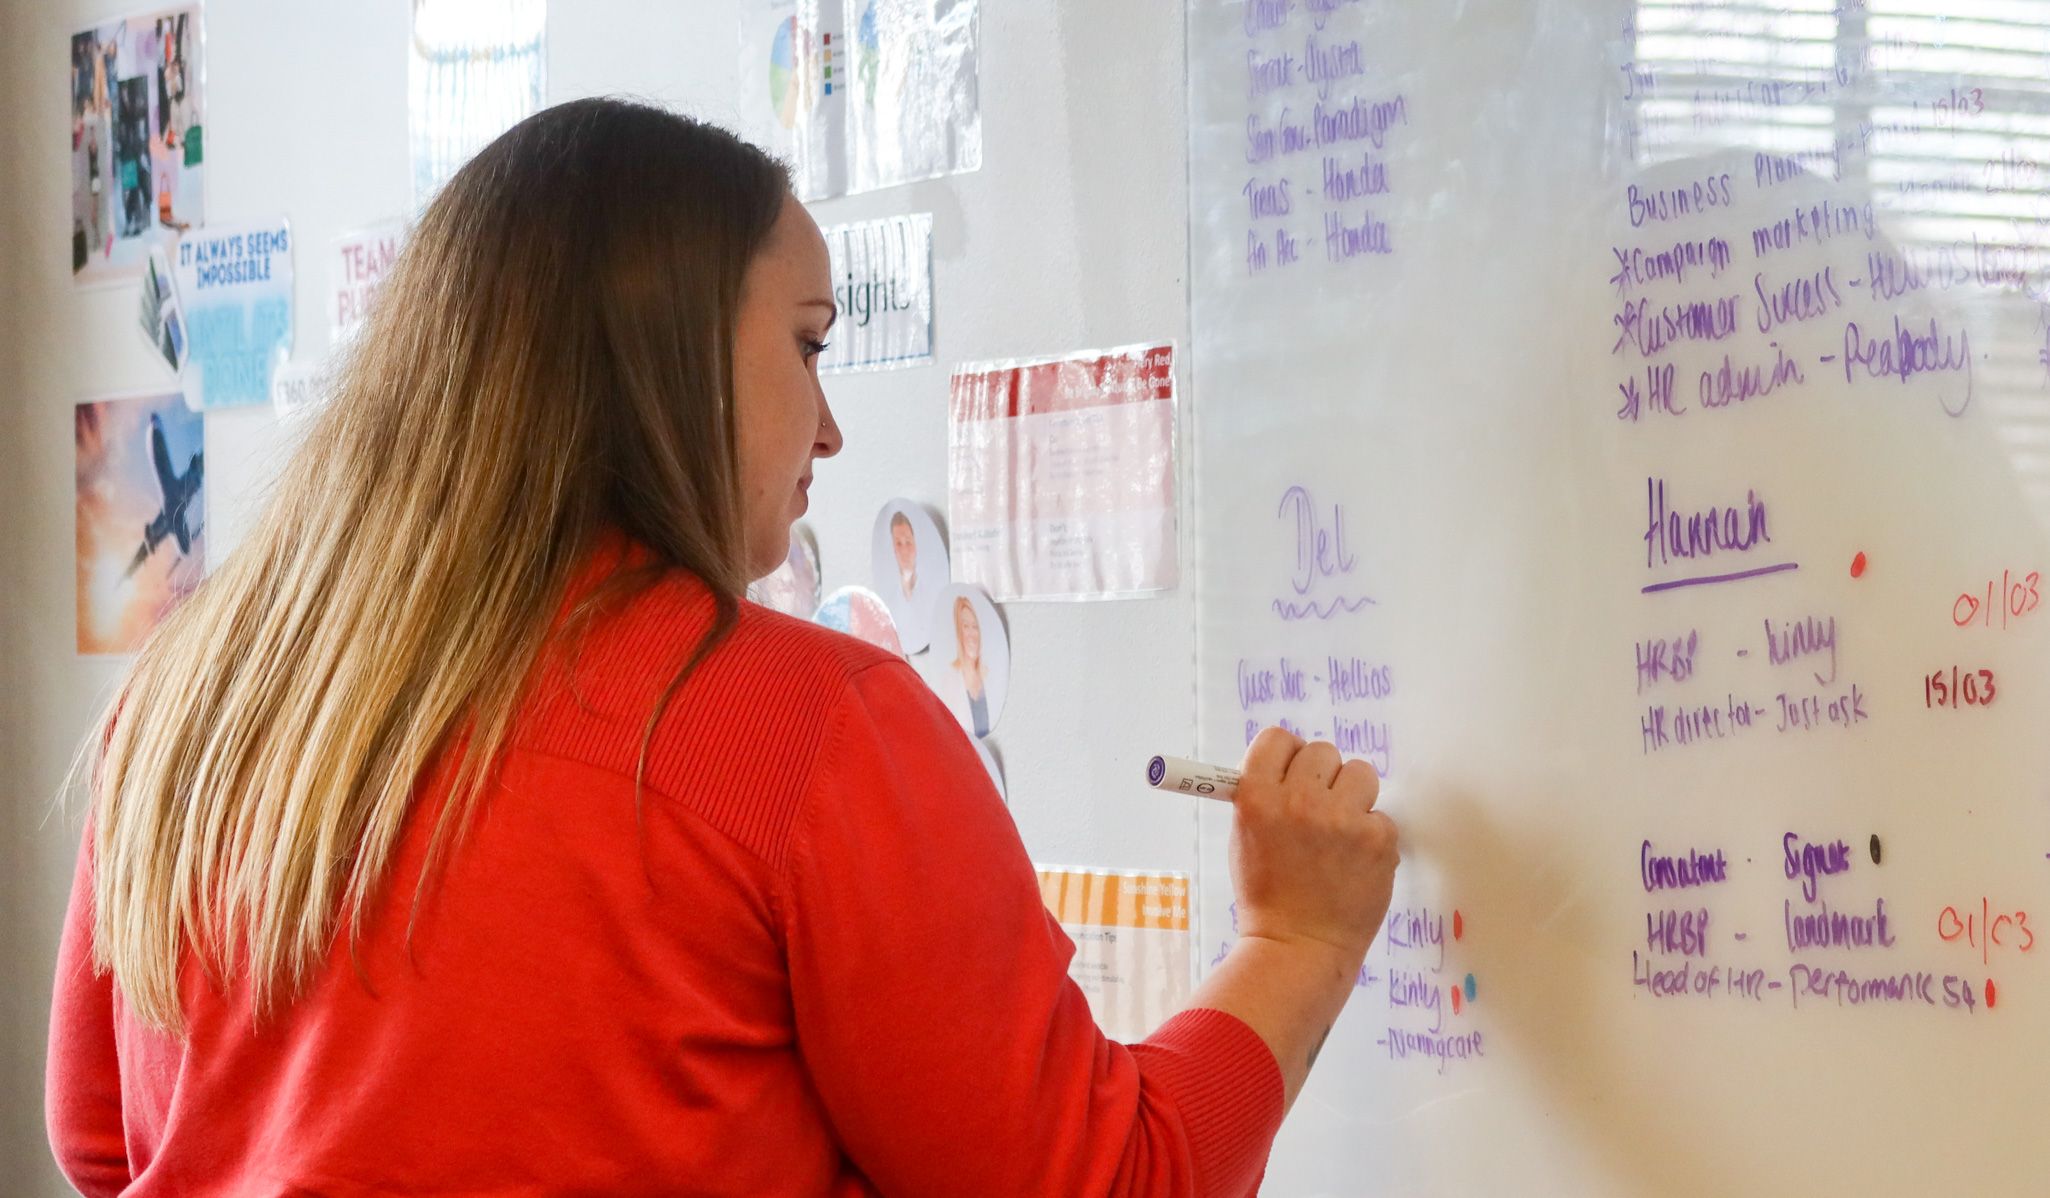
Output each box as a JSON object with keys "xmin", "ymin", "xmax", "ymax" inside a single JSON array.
[{"xmin": 1229, "ymin": 726, "xmax": 1398, "ymax": 967}]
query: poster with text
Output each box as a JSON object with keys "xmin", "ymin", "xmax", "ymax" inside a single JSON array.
[
  {"xmin": 822, "ymin": 213, "xmax": 933, "ymax": 373},
  {"xmin": 71, "ymin": 7, "xmax": 204, "ymax": 285},
  {"xmin": 1035, "ymin": 867, "xmax": 1192, "ymax": 1043},
  {"xmin": 948, "ymin": 342, "xmax": 1178, "ymax": 601},
  {"xmin": 332, "ymin": 221, "xmax": 406, "ymax": 346},
  {"xmin": 76, "ymin": 391, "xmax": 205, "ymax": 655},
  {"xmin": 741, "ymin": 0, "xmax": 980, "ymax": 200},
  {"xmin": 175, "ymin": 220, "xmax": 294, "ymax": 410}
]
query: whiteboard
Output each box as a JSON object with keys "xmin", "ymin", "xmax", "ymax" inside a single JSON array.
[{"xmin": 1189, "ymin": 1, "xmax": 2050, "ymax": 1193}]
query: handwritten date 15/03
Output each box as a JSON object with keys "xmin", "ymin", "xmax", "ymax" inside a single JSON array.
[{"xmin": 1925, "ymin": 666, "xmax": 1997, "ymax": 709}]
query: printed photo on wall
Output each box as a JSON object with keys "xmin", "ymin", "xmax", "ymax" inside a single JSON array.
[
  {"xmin": 814, "ymin": 585, "xmax": 904, "ymax": 656},
  {"xmin": 820, "ymin": 213, "xmax": 933, "ymax": 373},
  {"xmin": 871, "ymin": 500, "xmax": 949, "ymax": 652},
  {"xmin": 740, "ymin": 0, "xmax": 981, "ymax": 201},
  {"xmin": 174, "ymin": 219, "xmax": 295, "ymax": 410},
  {"xmin": 410, "ymin": 0, "xmax": 544, "ymax": 203},
  {"xmin": 929, "ymin": 583, "xmax": 1006, "ymax": 738},
  {"xmin": 949, "ymin": 342, "xmax": 1179, "ymax": 601},
  {"xmin": 72, "ymin": 7, "xmax": 203, "ymax": 285},
  {"xmin": 749, "ymin": 524, "xmax": 824, "ymax": 619},
  {"xmin": 137, "ymin": 245, "xmax": 187, "ymax": 374},
  {"xmin": 76, "ymin": 391, "xmax": 205, "ymax": 655}
]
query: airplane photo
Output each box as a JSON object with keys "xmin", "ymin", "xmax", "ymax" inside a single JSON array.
[{"xmin": 124, "ymin": 411, "xmax": 203, "ymax": 578}]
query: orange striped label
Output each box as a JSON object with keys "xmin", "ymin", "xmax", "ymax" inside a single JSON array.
[{"xmin": 1036, "ymin": 867, "xmax": 1191, "ymax": 932}]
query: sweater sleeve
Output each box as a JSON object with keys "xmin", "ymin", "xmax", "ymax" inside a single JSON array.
[
  {"xmin": 46, "ymin": 823, "xmax": 133, "ymax": 1197},
  {"xmin": 779, "ymin": 661, "xmax": 1285, "ymax": 1198}
]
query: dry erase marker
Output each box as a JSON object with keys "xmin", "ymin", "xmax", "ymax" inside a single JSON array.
[{"xmin": 1145, "ymin": 755, "xmax": 1241, "ymax": 801}]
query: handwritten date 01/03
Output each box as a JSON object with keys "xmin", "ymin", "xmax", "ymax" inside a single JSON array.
[
  {"xmin": 1924, "ymin": 666, "xmax": 1997, "ymax": 709},
  {"xmin": 1953, "ymin": 570, "xmax": 2039, "ymax": 629}
]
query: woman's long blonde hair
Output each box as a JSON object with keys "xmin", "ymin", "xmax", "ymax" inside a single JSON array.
[{"xmin": 84, "ymin": 99, "xmax": 790, "ymax": 1031}]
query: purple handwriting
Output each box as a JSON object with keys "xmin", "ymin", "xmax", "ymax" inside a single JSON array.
[
  {"xmin": 1754, "ymin": 266, "xmax": 1844, "ymax": 333},
  {"xmin": 1325, "ymin": 208, "xmax": 1393, "ymax": 260},
  {"xmin": 1841, "ymin": 315, "xmax": 1975, "ymax": 416},
  {"xmin": 1243, "ymin": 176, "xmax": 1294, "ymax": 220},
  {"xmin": 1785, "ymin": 897, "xmax": 1897, "ymax": 951},
  {"xmin": 1765, "ymin": 614, "xmax": 1838, "ymax": 685},
  {"xmin": 1784, "ymin": 833, "xmax": 1852, "ymax": 903},
  {"xmin": 1274, "ymin": 486, "xmax": 1375, "ymax": 620},
  {"xmin": 1247, "ymin": 47, "xmax": 1294, "ymax": 100},
  {"xmin": 1274, "ymin": 594, "xmax": 1377, "ymax": 620},
  {"xmin": 1384, "ymin": 906, "xmax": 1445, "ymax": 969},
  {"xmin": 1617, "ymin": 363, "xmax": 1683, "ymax": 420},
  {"xmin": 1626, "ymin": 174, "xmax": 1734, "ymax": 227},
  {"xmin": 1643, "ymin": 477, "xmax": 1772, "ymax": 571},
  {"xmin": 1646, "ymin": 907, "xmax": 1711, "ymax": 956},
  {"xmin": 1632, "ymin": 951, "xmax": 1723, "ymax": 998},
  {"xmin": 1333, "ymin": 715, "xmax": 1391, "ymax": 776},
  {"xmin": 1236, "ymin": 656, "xmax": 1313, "ymax": 710},
  {"xmin": 1788, "ymin": 966, "xmax": 1982, "ymax": 1012},
  {"xmin": 1635, "ymin": 630, "xmax": 1700, "ymax": 692},
  {"xmin": 1774, "ymin": 684, "xmax": 1868, "ymax": 733},
  {"xmin": 1388, "ymin": 967, "xmax": 1445, "ymax": 1032},
  {"xmin": 1323, "ymin": 150, "xmax": 1388, "ymax": 202},
  {"xmin": 1642, "ymin": 563, "xmax": 1798, "ymax": 594},
  {"xmin": 1243, "ymin": 0, "xmax": 1292, "ymax": 38},
  {"xmin": 1245, "ymin": 95, "xmax": 1410, "ymax": 163},
  {"xmin": 1303, "ymin": 0, "xmax": 1360, "ymax": 32},
  {"xmin": 1698, "ymin": 343, "xmax": 1806, "ymax": 410},
  {"xmin": 1328, "ymin": 656, "xmax": 1392, "ymax": 702},
  {"xmin": 1377, "ymin": 1027, "xmax": 1483, "ymax": 1073},
  {"xmin": 1608, "ymin": 236, "xmax": 1732, "ymax": 297},
  {"xmin": 1754, "ymin": 152, "xmax": 1810, "ymax": 188},
  {"xmin": 1641, "ymin": 841, "xmax": 1729, "ymax": 892},
  {"xmin": 1641, "ymin": 693, "xmax": 1764, "ymax": 753},
  {"xmin": 1620, "ymin": 60, "xmax": 1656, "ymax": 101},
  {"xmin": 1611, "ymin": 294, "xmax": 1744, "ymax": 359},
  {"xmin": 1245, "ymin": 226, "xmax": 1303, "ymax": 274},
  {"xmin": 1750, "ymin": 196, "xmax": 1875, "ymax": 258},
  {"xmin": 1301, "ymin": 35, "xmax": 1365, "ymax": 100},
  {"xmin": 1281, "ymin": 484, "xmax": 1355, "ymax": 591}
]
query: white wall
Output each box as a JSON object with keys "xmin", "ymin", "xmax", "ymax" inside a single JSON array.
[{"xmin": 0, "ymin": 2, "xmax": 1195, "ymax": 1192}]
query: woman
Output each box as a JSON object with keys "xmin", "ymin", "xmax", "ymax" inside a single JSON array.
[
  {"xmin": 48, "ymin": 99, "xmax": 1400, "ymax": 1196},
  {"xmin": 939, "ymin": 594, "xmax": 993, "ymax": 737}
]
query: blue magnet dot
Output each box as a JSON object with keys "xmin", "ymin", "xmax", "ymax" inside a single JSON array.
[{"xmin": 1463, "ymin": 973, "xmax": 1477, "ymax": 1001}]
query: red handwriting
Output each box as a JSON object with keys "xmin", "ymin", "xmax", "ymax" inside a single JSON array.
[
  {"xmin": 1953, "ymin": 570, "xmax": 2040, "ymax": 629},
  {"xmin": 1937, "ymin": 898, "xmax": 2035, "ymax": 966},
  {"xmin": 1925, "ymin": 666, "xmax": 1997, "ymax": 709}
]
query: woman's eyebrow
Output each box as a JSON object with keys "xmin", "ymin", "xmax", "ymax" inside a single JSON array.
[{"xmin": 801, "ymin": 298, "xmax": 837, "ymax": 330}]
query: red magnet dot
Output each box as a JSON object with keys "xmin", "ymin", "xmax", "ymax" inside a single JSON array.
[
  {"xmin": 1850, "ymin": 552, "xmax": 1868, "ymax": 578},
  {"xmin": 1986, "ymin": 979, "xmax": 1998, "ymax": 1008},
  {"xmin": 1453, "ymin": 910, "xmax": 1465, "ymax": 941},
  {"xmin": 1451, "ymin": 987, "xmax": 1463, "ymax": 1015}
]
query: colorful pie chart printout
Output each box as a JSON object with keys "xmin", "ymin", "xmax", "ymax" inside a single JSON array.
[
  {"xmin": 742, "ymin": 0, "xmax": 979, "ymax": 200},
  {"xmin": 814, "ymin": 585, "xmax": 903, "ymax": 656},
  {"xmin": 769, "ymin": 15, "xmax": 802, "ymax": 129}
]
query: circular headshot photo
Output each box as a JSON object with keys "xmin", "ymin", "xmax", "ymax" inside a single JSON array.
[
  {"xmin": 972, "ymin": 737, "xmax": 1006, "ymax": 804},
  {"xmin": 748, "ymin": 524, "xmax": 822, "ymax": 619},
  {"xmin": 871, "ymin": 500, "xmax": 950, "ymax": 654},
  {"xmin": 814, "ymin": 585, "xmax": 903, "ymax": 656},
  {"xmin": 929, "ymin": 583, "xmax": 1008, "ymax": 739}
]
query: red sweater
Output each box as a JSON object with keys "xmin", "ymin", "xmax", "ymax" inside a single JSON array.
[{"xmin": 47, "ymin": 551, "xmax": 1283, "ymax": 1196}]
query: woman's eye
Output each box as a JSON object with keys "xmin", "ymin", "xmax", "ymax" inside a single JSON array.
[{"xmin": 802, "ymin": 337, "xmax": 830, "ymax": 360}]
